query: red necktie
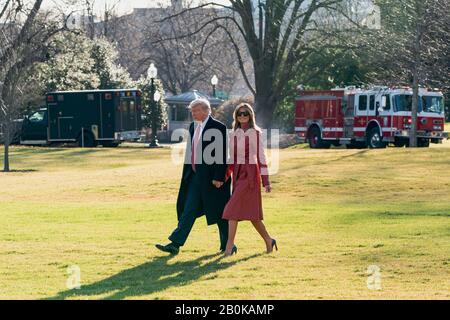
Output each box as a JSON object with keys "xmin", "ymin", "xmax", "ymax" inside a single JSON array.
[{"xmin": 191, "ymin": 124, "xmax": 202, "ymax": 172}]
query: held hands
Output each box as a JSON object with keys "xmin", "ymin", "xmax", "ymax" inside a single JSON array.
[
  {"xmin": 212, "ymin": 180, "xmax": 224, "ymax": 188},
  {"xmin": 212, "ymin": 180, "xmax": 271, "ymax": 191}
]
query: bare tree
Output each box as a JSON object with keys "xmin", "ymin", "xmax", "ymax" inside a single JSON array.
[
  {"xmin": 370, "ymin": 0, "xmax": 450, "ymax": 147},
  {"xmin": 156, "ymin": 0, "xmax": 360, "ymax": 129},
  {"xmin": 142, "ymin": 2, "xmax": 240, "ymax": 96},
  {"xmin": 0, "ymin": 0, "xmax": 70, "ymax": 172},
  {"xmin": 83, "ymin": 0, "xmax": 96, "ymax": 39},
  {"xmin": 100, "ymin": 2, "xmax": 241, "ymax": 96},
  {"xmin": 101, "ymin": 0, "xmax": 121, "ymax": 37}
]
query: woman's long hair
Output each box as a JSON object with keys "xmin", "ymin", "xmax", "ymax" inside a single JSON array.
[{"xmin": 232, "ymin": 103, "xmax": 262, "ymax": 132}]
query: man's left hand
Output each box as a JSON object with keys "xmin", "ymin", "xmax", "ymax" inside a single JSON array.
[{"xmin": 212, "ymin": 180, "xmax": 223, "ymax": 188}]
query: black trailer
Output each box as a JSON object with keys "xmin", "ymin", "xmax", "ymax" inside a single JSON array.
[{"xmin": 20, "ymin": 89, "xmax": 143, "ymax": 147}]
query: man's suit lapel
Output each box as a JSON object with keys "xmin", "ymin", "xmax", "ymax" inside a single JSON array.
[
  {"xmin": 201, "ymin": 115, "xmax": 214, "ymax": 139},
  {"xmin": 186, "ymin": 122, "xmax": 194, "ymax": 169},
  {"xmin": 189, "ymin": 122, "xmax": 194, "ymax": 138}
]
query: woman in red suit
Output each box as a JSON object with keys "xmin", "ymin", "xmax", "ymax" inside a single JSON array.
[{"xmin": 222, "ymin": 103, "xmax": 277, "ymax": 256}]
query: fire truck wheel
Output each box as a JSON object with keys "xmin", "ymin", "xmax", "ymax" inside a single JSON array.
[
  {"xmin": 394, "ymin": 139, "xmax": 407, "ymax": 148},
  {"xmin": 347, "ymin": 141, "xmax": 367, "ymax": 149},
  {"xmin": 417, "ymin": 138, "xmax": 430, "ymax": 148},
  {"xmin": 355, "ymin": 141, "xmax": 367, "ymax": 148},
  {"xmin": 367, "ymin": 127, "xmax": 386, "ymax": 149},
  {"xmin": 77, "ymin": 131, "xmax": 97, "ymax": 148},
  {"xmin": 308, "ymin": 127, "xmax": 330, "ymax": 149}
]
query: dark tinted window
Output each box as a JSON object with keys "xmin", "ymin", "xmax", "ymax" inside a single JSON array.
[
  {"xmin": 421, "ymin": 96, "xmax": 443, "ymax": 113},
  {"xmin": 394, "ymin": 95, "xmax": 413, "ymax": 112},
  {"xmin": 358, "ymin": 95, "xmax": 367, "ymax": 111},
  {"xmin": 29, "ymin": 111, "xmax": 45, "ymax": 122},
  {"xmin": 383, "ymin": 94, "xmax": 391, "ymax": 110}
]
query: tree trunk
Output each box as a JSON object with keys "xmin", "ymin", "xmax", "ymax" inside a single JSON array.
[
  {"xmin": 410, "ymin": 69, "xmax": 419, "ymax": 148},
  {"xmin": 410, "ymin": 20, "xmax": 422, "ymax": 148},
  {"xmin": 3, "ymin": 130, "xmax": 10, "ymax": 172},
  {"xmin": 254, "ymin": 94, "xmax": 277, "ymax": 130},
  {"xmin": 254, "ymin": 92, "xmax": 278, "ymax": 148},
  {"xmin": 253, "ymin": 61, "xmax": 277, "ymax": 130}
]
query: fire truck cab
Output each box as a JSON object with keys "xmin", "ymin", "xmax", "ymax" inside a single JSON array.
[{"xmin": 295, "ymin": 86, "xmax": 448, "ymax": 149}]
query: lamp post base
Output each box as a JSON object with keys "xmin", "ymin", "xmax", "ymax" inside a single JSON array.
[{"xmin": 148, "ymin": 137, "xmax": 161, "ymax": 148}]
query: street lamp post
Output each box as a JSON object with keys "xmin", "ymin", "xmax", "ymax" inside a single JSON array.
[
  {"xmin": 153, "ymin": 90, "xmax": 161, "ymax": 146},
  {"xmin": 211, "ymin": 75, "xmax": 218, "ymax": 98},
  {"xmin": 147, "ymin": 63, "xmax": 160, "ymax": 148}
]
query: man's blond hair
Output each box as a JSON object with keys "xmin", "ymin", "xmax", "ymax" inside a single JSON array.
[{"xmin": 188, "ymin": 98, "xmax": 211, "ymax": 113}]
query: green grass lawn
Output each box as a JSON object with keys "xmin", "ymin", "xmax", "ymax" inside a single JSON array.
[{"xmin": 1, "ymin": 138, "xmax": 449, "ymax": 300}]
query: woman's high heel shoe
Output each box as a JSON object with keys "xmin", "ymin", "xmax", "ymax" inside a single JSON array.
[
  {"xmin": 267, "ymin": 239, "xmax": 278, "ymax": 253},
  {"xmin": 224, "ymin": 245, "xmax": 237, "ymax": 256}
]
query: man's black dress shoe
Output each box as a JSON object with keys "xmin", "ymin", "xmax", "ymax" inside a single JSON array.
[{"xmin": 155, "ymin": 243, "xmax": 179, "ymax": 255}]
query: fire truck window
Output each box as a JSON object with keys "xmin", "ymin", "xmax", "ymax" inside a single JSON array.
[
  {"xmin": 369, "ymin": 95, "xmax": 375, "ymax": 110},
  {"xmin": 383, "ymin": 95, "xmax": 391, "ymax": 110},
  {"xmin": 422, "ymin": 96, "xmax": 443, "ymax": 114},
  {"xmin": 358, "ymin": 95, "xmax": 367, "ymax": 111},
  {"xmin": 394, "ymin": 95, "xmax": 413, "ymax": 112}
]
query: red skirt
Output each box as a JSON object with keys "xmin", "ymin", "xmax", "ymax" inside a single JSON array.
[{"xmin": 222, "ymin": 163, "xmax": 264, "ymax": 221}]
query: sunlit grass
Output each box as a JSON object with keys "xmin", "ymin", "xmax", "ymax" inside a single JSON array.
[{"xmin": 0, "ymin": 139, "xmax": 449, "ymax": 299}]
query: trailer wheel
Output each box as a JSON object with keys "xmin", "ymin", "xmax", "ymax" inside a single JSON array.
[
  {"xmin": 308, "ymin": 127, "xmax": 330, "ymax": 149},
  {"xmin": 367, "ymin": 127, "xmax": 386, "ymax": 149},
  {"xmin": 77, "ymin": 131, "xmax": 97, "ymax": 148}
]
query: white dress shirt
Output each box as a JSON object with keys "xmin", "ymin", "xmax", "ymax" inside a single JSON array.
[{"xmin": 193, "ymin": 114, "xmax": 210, "ymax": 142}]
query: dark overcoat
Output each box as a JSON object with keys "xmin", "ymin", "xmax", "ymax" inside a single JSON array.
[{"xmin": 176, "ymin": 116, "xmax": 231, "ymax": 225}]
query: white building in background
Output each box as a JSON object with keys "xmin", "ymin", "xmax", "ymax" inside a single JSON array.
[{"xmin": 66, "ymin": 12, "xmax": 100, "ymax": 31}]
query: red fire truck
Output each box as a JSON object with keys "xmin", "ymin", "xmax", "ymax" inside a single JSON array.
[{"xmin": 295, "ymin": 86, "xmax": 448, "ymax": 148}]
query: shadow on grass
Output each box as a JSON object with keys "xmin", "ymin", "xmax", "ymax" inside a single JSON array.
[
  {"xmin": 46, "ymin": 252, "xmax": 261, "ymax": 300},
  {"xmin": 287, "ymin": 149, "xmax": 370, "ymax": 171},
  {"xmin": 330, "ymin": 207, "xmax": 450, "ymax": 226},
  {"xmin": 7, "ymin": 147, "xmax": 66, "ymax": 154},
  {"xmin": 0, "ymin": 169, "xmax": 38, "ymax": 173},
  {"xmin": 65, "ymin": 149, "xmax": 102, "ymax": 156},
  {"xmin": 334, "ymin": 149, "xmax": 370, "ymax": 161}
]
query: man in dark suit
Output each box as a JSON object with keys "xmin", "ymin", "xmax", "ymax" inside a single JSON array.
[{"xmin": 156, "ymin": 98, "xmax": 234, "ymax": 254}]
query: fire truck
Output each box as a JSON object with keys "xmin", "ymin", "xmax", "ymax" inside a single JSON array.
[{"xmin": 295, "ymin": 86, "xmax": 448, "ymax": 149}]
